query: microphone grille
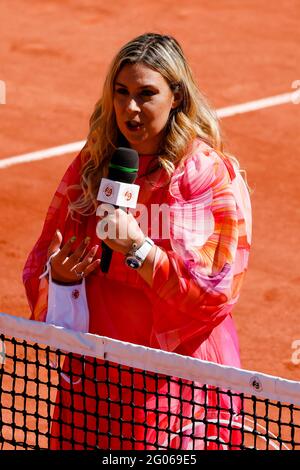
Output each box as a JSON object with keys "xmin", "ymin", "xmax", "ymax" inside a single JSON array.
[{"xmin": 108, "ymin": 147, "xmax": 139, "ymax": 184}]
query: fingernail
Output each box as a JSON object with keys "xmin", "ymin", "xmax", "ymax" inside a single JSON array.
[
  {"xmin": 71, "ymin": 236, "xmax": 76, "ymax": 243},
  {"xmin": 85, "ymin": 236, "xmax": 91, "ymax": 244},
  {"xmin": 92, "ymin": 245, "xmax": 99, "ymax": 253}
]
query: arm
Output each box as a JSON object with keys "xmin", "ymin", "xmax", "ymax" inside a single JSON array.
[
  {"xmin": 138, "ymin": 150, "xmax": 250, "ymax": 350},
  {"xmin": 143, "ymin": 152, "xmax": 238, "ymax": 307},
  {"xmin": 23, "ymin": 148, "xmax": 85, "ymax": 320}
]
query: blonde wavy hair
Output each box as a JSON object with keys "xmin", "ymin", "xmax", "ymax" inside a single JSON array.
[{"xmin": 69, "ymin": 32, "xmax": 247, "ymax": 216}]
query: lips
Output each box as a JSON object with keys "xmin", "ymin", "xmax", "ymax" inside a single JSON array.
[{"xmin": 126, "ymin": 120, "xmax": 144, "ymax": 131}]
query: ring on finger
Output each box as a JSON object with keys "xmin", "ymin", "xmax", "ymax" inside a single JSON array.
[{"xmin": 74, "ymin": 267, "xmax": 85, "ymax": 279}]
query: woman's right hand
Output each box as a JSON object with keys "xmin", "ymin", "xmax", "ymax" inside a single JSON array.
[{"xmin": 47, "ymin": 229, "xmax": 100, "ymax": 284}]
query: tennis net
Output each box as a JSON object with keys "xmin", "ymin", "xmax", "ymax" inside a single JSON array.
[{"xmin": 0, "ymin": 312, "xmax": 300, "ymax": 450}]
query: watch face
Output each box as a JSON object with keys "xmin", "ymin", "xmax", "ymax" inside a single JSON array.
[{"xmin": 125, "ymin": 256, "xmax": 142, "ymax": 269}]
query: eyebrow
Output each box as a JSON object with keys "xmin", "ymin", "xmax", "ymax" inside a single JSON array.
[{"xmin": 114, "ymin": 81, "xmax": 157, "ymax": 89}]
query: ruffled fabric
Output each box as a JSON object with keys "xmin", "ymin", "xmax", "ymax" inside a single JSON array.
[{"xmin": 23, "ymin": 138, "xmax": 252, "ymax": 449}]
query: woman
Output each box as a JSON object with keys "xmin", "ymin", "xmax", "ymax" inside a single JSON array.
[{"xmin": 23, "ymin": 33, "xmax": 252, "ymax": 450}]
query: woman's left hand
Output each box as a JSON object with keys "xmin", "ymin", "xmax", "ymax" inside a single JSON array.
[{"xmin": 96, "ymin": 204, "xmax": 145, "ymax": 254}]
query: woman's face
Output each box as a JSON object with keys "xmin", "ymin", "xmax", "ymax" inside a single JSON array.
[{"xmin": 113, "ymin": 63, "xmax": 180, "ymax": 155}]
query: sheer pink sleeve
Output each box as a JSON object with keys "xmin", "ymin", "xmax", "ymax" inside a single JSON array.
[
  {"xmin": 23, "ymin": 149, "xmax": 85, "ymax": 320},
  {"xmin": 150, "ymin": 145, "xmax": 251, "ymax": 350}
]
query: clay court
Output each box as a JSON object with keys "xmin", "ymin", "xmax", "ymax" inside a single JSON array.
[{"xmin": 0, "ymin": 0, "xmax": 299, "ymax": 382}]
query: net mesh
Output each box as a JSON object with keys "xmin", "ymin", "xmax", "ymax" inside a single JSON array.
[{"xmin": 0, "ymin": 315, "xmax": 300, "ymax": 450}]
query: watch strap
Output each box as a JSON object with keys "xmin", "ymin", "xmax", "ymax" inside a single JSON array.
[
  {"xmin": 125, "ymin": 237, "xmax": 154, "ymax": 269},
  {"xmin": 134, "ymin": 237, "xmax": 154, "ymax": 262}
]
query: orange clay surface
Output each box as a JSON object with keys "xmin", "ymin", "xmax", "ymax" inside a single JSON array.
[{"xmin": 0, "ymin": 0, "xmax": 300, "ymax": 382}]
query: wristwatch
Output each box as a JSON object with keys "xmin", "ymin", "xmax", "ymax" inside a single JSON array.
[{"xmin": 125, "ymin": 237, "xmax": 154, "ymax": 269}]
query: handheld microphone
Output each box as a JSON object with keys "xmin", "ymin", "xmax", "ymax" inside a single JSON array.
[{"xmin": 96, "ymin": 147, "xmax": 139, "ymax": 273}]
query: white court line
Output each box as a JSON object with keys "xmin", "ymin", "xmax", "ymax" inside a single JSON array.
[
  {"xmin": 0, "ymin": 90, "xmax": 299, "ymax": 170},
  {"xmin": 0, "ymin": 140, "xmax": 86, "ymax": 169},
  {"xmin": 217, "ymin": 91, "xmax": 299, "ymax": 118}
]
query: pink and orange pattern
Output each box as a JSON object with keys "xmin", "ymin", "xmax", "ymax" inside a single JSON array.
[{"xmin": 23, "ymin": 138, "xmax": 252, "ymax": 449}]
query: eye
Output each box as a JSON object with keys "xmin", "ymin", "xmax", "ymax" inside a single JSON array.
[
  {"xmin": 115, "ymin": 88, "xmax": 129, "ymax": 95},
  {"xmin": 141, "ymin": 89, "xmax": 156, "ymax": 97}
]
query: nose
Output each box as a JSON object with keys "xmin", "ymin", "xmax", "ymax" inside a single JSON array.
[{"xmin": 127, "ymin": 96, "xmax": 141, "ymax": 113}]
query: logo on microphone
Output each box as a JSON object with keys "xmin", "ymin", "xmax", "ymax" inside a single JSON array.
[
  {"xmin": 103, "ymin": 184, "xmax": 113, "ymax": 199},
  {"xmin": 123, "ymin": 189, "xmax": 133, "ymax": 202},
  {"xmin": 97, "ymin": 178, "xmax": 139, "ymax": 209}
]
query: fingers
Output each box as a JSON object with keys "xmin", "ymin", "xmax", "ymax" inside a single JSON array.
[
  {"xmin": 47, "ymin": 229, "xmax": 63, "ymax": 258},
  {"xmin": 53, "ymin": 234, "xmax": 78, "ymax": 264},
  {"xmin": 49, "ymin": 232, "xmax": 101, "ymax": 283},
  {"xmin": 64, "ymin": 237, "xmax": 91, "ymax": 268},
  {"xmin": 81, "ymin": 258, "xmax": 101, "ymax": 278},
  {"xmin": 74, "ymin": 245, "xmax": 100, "ymax": 276}
]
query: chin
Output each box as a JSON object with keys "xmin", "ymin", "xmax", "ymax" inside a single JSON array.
[{"xmin": 123, "ymin": 134, "xmax": 147, "ymax": 147}]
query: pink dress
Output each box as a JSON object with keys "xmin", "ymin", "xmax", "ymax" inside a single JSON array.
[{"xmin": 23, "ymin": 138, "xmax": 252, "ymax": 449}]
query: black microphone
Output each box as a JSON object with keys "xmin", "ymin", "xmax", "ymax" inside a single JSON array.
[{"xmin": 98, "ymin": 147, "xmax": 139, "ymax": 273}]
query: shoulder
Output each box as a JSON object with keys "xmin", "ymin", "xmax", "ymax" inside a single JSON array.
[{"xmin": 170, "ymin": 139, "xmax": 233, "ymax": 201}]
